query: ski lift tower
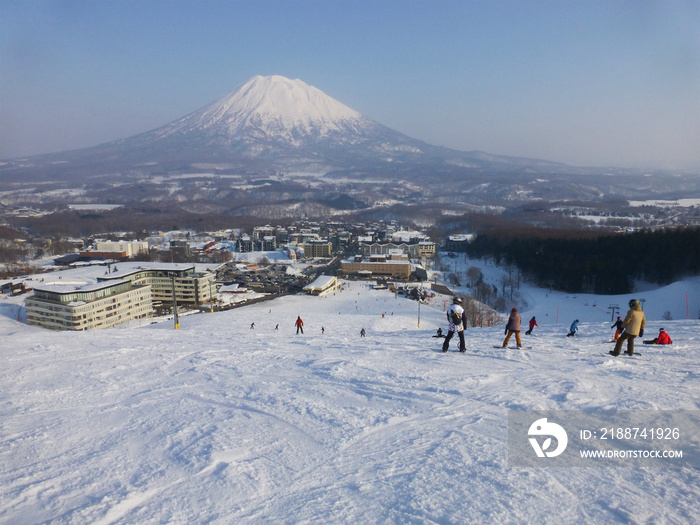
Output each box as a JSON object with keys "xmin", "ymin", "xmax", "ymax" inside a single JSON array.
[{"xmin": 607, "ymin": 304, "xmax": 619, "ymax": 322}]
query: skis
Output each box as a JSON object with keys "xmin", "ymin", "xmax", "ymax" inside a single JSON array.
[
  {"xmin": 602, "ymin": 352, "xmax": 642, "ymax": 357},
  {"xmin": 492, "ymin": 345, "xmax": 533, "ymax": 350}
]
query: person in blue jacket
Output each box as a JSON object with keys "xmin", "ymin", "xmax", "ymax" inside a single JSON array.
[{"xmin": 566, "ymin": 319, "xmax": 579, "ymax": 337}]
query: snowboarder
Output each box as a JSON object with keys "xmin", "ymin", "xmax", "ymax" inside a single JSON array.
[
  {"xmin": 611, "ymin": 316, "xmax": 623, "ymax": 341},
  {"xmin": 566, "ymin": 319, "xmax": 579, "ymax": 337},
  {"xmin": 502, "ymin": 307, "xmax": 522, "ymax": 348},
  {"xmin": 295, "ymin": 316, "xmax": 304, "ymax": 334},
  {"xmin": 643, "ymin": 327, "xmax": 672, "ymax": 345},
  {"xmin": 443, "ymin": 297, "xmax": 467, "ymax": 352},
  {"xmin": 610, "ymin": 299, "xmax": 646, "ymax": 356},
  {"xmin": 525, "ymin": 316, "xmax": 538, "ymax": 335},
  {"xmin": 250, "ymin": 322, "xmax": 255, "ymax": 329},
  {"xmin": 275, "ymin": 324, "xmax": 279, "ymax": 331},
  {"xmin": 433, "ymin": 327, "xmax": 444, "ymax": 338},
  {"xmin": 360, "ymin": 328, "xmax": 366, "ymax": 337},
  {"xmin": 322, "ymin": 326, "xmax": 325, "ymax": 334}
]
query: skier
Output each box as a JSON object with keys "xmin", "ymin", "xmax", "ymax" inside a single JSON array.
[
  {"xmin": 502, "ymin": 307, "xmax": 522, "ymax": 348},
  {"xmin": 611, "ymin": 316, "xmax": 623, "ymax": 341},
  {"xmin": 295, "ymin": 316, "xmax": 304, "ymax": 334},
  {"xmin": 610, "ymin": 299, "xmax": 646, "ymax": 356},
  {"xmin": 275, "ymin": 324, "xmax": 279, "ymax": 331},
  {"xmin": 250, "ymin": 322, "xmax": 255, "ymax": 329},
  {"xmin": 322, "ymin": 326, "xmax": 325, "ymax": 335},
  {"xmin": 360, "ymin": 328, "xmax": 366, "ymax": 337},
  {"xmin": 525, "ymin": 316, "xmax": 538, "ymax": 335},
  {"xmin": 566, "ymin": 319, "xmax": 579, "ymax": 337},
  {"xmin": 643, "ymin": 327, "xmax": 672, "ymax": 345},
  {"xmin": 443, "ymin": 297, "xmax": 467, "ymax": 352}
]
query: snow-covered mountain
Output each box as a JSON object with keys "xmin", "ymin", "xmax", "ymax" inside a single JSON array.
[
  {"xmin": 154, "ymin": 75, "xmax": 377, "ymax": 145},
  {"xmin": 5, "ymin": 74, "xmax": 696, "ymax": 210},
  {"xmin": 116, "ymin": 74, "xmax": 456, "ymax": 168},
  {"xmin": 2, "ymin": 75, "xmax": 565, "ymax": 178}
]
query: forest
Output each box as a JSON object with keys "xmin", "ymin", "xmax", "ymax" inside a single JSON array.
[{"xmin": 464, "ymin": 226, "xmax": 700, "ymax": 294}]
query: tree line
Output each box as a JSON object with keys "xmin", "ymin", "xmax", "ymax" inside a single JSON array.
[{"xmin": 463, "ymin": 226, "xmax": 700, "ymax": 294}]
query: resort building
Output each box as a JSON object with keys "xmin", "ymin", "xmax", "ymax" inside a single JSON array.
[
  {"xmin": 301, "ymin": 240, "xmax": 333, "ymax": 258},
  {"xmin": 359, "ymin": 241, "xmax": 435, "ymax": 260},
  {"xmin": 99, "ymin": 264, "xmax": 216, "ymax": 306},
  {"xmin": 303, "ymin": 275, "xmax": 338, "ymax": 296},
  {"xmin": 26, "ymin": 280, "xmax": 153, "ymax": 331},
  {"xmin": 341, "ymin": 253, "xmax": 412, "ymax": 280}
]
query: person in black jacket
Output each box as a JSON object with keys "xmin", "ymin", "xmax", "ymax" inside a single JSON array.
[{"xmin": 611, "ymin": 316, "xmax": 623, "ymax": 341}]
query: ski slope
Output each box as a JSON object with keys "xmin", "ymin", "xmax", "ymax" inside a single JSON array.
[{"xmin": 1, "ymin": 278, "xmax": 699, "ymax": 524}]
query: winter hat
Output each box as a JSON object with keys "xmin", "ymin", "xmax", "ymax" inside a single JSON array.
[
  {"xmin": 629, "ymin": 299, "xmax": 639, "ymax": 308},
  {"xmin": 659, "ymin": 328, "xmax": 665, "ymax": 332}
]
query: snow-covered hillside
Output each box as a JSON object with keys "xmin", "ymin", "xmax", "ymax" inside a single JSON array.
[{"xmin": 1, "ymin": 273, "xmax": 699, "ymax": 524}]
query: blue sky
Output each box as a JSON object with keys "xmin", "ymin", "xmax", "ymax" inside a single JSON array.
[{"xmin": 1, "ymin": 0, "xmax": 698, "ymax": 169}]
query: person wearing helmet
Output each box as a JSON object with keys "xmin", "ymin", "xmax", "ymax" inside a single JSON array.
[
  {"xmin": 502, "ymin": 307, "xmax": 522, "ymax": 348},
  {"xmin": 442, "ymin": 296, "xmax": 467, "ymax": 352},
  {"xmin": 610, "ymin": 299, "xmax": 646, "ymax": 356},
  {"xmin": 643, "ymin": 327, "xmax": 672, "ymax": 345}
]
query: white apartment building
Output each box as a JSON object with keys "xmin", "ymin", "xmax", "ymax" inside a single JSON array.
[
  {"xmin": 26, "ymin": 264, "xmax": 217, "ymax": 331},
  {"xmin": 26, "ymin": 280, "xmax": 153, "ymax": 331},
  {"xmin": 94, "ymin": 240, "xmax": 149, "ymax": 258}
]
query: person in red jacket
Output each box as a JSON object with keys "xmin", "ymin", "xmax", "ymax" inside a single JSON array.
[
  {"xmin": 643, "ymin": 328, "xmax": 672, "ymax": 345},
  {"xmin": 295, "ymin": 315, "xmax": 304, "ymax": 334},
  {"xmin": 525, "ymin": 316, "xmax": 538, "ymax": 335}
]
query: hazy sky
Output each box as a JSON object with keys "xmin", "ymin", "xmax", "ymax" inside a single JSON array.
[{"xmin": 1, "ymin": 0, "xmax": 699, "ymax": 169}]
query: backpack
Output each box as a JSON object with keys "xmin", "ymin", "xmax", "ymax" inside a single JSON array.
[{"xmin": 450, "ymin": 310, "xmax": 461, "ymax": 325}]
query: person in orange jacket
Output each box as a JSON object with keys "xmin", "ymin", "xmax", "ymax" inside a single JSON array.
[{"xmin": 295, "ymin": 315, "xmax": 304, "ymax": 334}]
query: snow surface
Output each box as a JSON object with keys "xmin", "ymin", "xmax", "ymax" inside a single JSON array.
[{"xmin": 1, "ymin": 266, "xmax": 699, "ymax": 523}]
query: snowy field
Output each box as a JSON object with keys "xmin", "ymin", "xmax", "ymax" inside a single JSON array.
[{"xmin": 1, "ymin": 272, "xmax": 699, "ymax": 524}]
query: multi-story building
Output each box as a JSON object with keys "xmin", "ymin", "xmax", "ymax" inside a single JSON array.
[
  {"xmin": 341, "ymin": 253, "xmax": 412, "ymax": 280},
  {"xmin": 26, "ymin": 280, "xmax": 153, "ymax": 331},
  {"xmin": 253, "ymin": 225, "xmax": 275, "ymax": 241},
  {"xmin": 260, "ymin": 235, "xmax": 277, "ymax": 251},
  {"xmin": 99, "ymin": 264, "xmax": 216, "ymax": 306},
  {"xmin": 94, "ymin": 240, "xmax": 149, "ymax": 258},
  {"xmin": 238, "ymin": 235, "xmax": 253, "ymax": 252},
  {"xmin": 444, "ymin": 234, "xmax": 474, "ymax": 253},
  {"xmin": 359, "ymin": 241, "xmax": 435, "ymax": 260},
  {"xmin": 301, "ymin": 239, "xmax": 333, "ymax": 258}
]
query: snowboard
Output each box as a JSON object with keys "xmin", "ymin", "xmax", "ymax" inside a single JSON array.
[{"xmin": 602, "ymin": 352, "xmax": 642, "ymax": 357}]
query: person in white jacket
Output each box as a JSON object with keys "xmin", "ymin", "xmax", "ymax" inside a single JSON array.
[{"xmin": 442, "ymin": 297, "xmax": 467, "ymax": 353}]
